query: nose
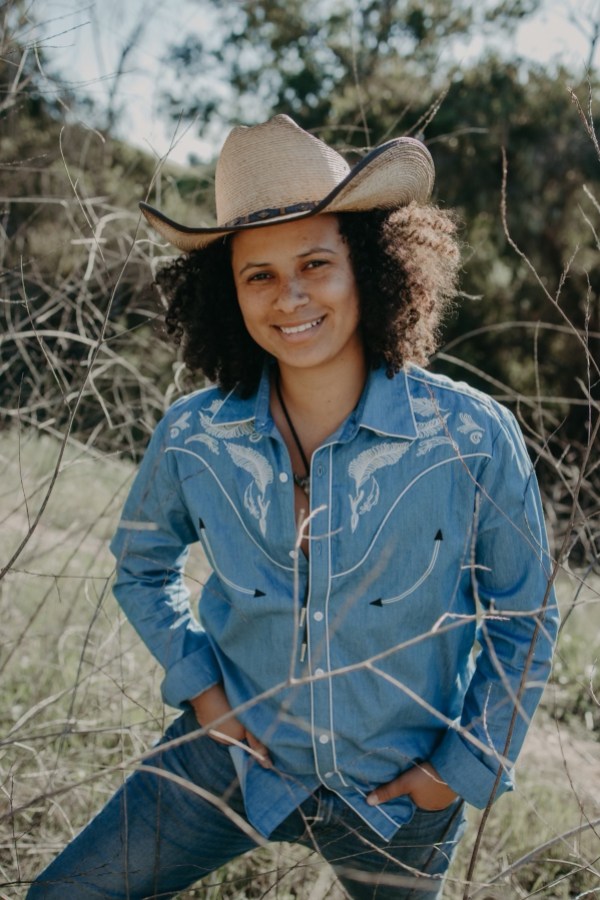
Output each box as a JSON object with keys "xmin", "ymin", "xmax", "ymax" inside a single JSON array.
[{"xmin": 274, "ymin": 276, "xmax": 308, "ymax": 311}]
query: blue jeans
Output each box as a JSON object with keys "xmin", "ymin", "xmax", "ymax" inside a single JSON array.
[{"xmin": 27, "ymin": 711, "xmax": 466, "ymax": 899}]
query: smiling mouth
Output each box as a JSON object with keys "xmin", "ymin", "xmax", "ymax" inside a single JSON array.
[{"xmin": 278, "ymin": 317, "xmax": 323, "ymax": 335}]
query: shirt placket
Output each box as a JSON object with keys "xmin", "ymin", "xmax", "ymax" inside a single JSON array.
[{"xmin": 305, "ymin": 444, "xmax": 344, "ymax": 789}]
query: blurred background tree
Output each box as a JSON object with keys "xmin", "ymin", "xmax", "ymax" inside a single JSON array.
[{"xmin": 163, "ymin": 0, "xmax": 542, "ymax": 133}]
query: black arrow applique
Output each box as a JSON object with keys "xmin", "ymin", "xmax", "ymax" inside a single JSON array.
[
  {"xmin": 371, "ymin": 530, "xmax": 443, "ymax": 607},
  {"xmin": 198, "ymin": 518, "xmax": 264, "ymax": 598}
]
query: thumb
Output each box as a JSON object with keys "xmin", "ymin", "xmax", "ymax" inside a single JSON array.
[
  {"xmin": 367, "ymin": 772, "xmax": 410, "ymax": 807},
  {"xmin": 245, "ymin": 731, "xmax": 273, "ymax": 769}
]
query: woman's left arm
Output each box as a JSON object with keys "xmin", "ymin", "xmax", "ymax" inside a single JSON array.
[
  {"xmin": 427, "ymin": 406, "xmax": 559, "ymax": 808},
  {"xmin": 367, "ymin": 761, "xmax": 458, "ymax": 810},
  {"xmin": 370, "ymin": 405, "xmax": 559, "ymax": 811}
]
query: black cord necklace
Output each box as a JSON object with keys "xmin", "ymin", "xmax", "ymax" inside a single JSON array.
[{"xmin": 275, "ymin": 376, "xmax": 311, "ymax": 497}]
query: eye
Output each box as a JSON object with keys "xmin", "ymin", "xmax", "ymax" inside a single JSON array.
[
  {"xmin": 247, "ymin": 271, "xmax": 272, "ymax": 283},
  {"xmin": 305, "ymin": 259, "xmax": 328, "ymax": 270}
]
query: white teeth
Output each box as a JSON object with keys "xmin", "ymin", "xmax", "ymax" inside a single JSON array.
[{"xmin": 279, "ymin": 318, "xmax": 322, "ymax": 335}]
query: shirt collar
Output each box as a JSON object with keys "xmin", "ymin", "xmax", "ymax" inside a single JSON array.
[
  {"xmin": 354, "ymin": 365, "xmax": 419, "ymax": 440},
  {"xmin": 209, "ymin": 364, "xmax": 419, "ymax": 440},
  {"xmin": 208, "ymin": 367, "xmax": 274, "ymax": 435}
]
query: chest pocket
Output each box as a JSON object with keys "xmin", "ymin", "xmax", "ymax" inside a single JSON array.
[{"xmin": 370, "ymin": 529, "xmax": 443, "ymax": 607}]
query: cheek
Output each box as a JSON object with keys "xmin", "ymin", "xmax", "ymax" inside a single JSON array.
[
  {"xmin": 236, "ymin": 294, "xmax": 268, "ymax": 343},
  {"xmin": 235, "ymin": 290, "xmax": 255, "ymax": 326},
  {"xmin": 333, "ymin": 265, "xmax": 361, "ymax": 320},
  {"xmin": 345, "ymin": 287, "xmax": 362, "ymax": 330}
]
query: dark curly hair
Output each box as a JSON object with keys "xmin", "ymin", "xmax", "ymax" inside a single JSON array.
[{"xmin": 157, "ymin": 203, "xmax": 460, "ymax": 395}]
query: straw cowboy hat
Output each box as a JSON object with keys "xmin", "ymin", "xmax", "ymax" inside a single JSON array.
[{"xmin": 139, "ymin": 114, "xmax": 435, "ymax": 252}]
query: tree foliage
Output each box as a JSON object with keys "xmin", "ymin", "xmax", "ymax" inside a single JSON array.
[{"xmin": 164, "ymin": 0, "xmax": 541, "ymax": 134}]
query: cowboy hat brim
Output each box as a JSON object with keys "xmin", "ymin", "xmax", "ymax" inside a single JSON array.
[{"xmin": 139, "ymin": 136, "xmax": 434, "ymax": 252}]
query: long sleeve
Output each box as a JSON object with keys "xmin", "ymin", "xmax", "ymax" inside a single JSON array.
[
  {"xmin": 109, "ymin": 415, "xmax": 221, "ymax": 709},
  {"xmin": 429, "ymin": 405, "xmax": 559, "ymax": 807}
]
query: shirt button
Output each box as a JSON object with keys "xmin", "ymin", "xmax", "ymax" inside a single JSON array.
[
  {"xmin": 324, "ymin": 771, "xmax": 334, "ymax": 779},
  {"xmin": 313, "ymin": 611, "xmax": 324, "ymax": 622},
  {"xmin": 288, "ymin": 550, "xmax": 297, "ymax": 559},
  {"xmin": 315, "ymin": 542, "xmax": 322, "ymax": 555},
  {"xmin": 316, "ymin": 465, "xmax": 325, "ymax": 477},
  {"xmin": 319, "ymin": 734, "xmax": 330, "ymax": 744},
  {"xmin": 279, "ymin": 472, "xmax": 289, "ymax": 483},
  {"xmin": 314, "ymin": 667, "xmax": 325, "ymax": 676}
]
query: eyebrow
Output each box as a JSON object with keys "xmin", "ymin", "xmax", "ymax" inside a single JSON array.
[{"xmin": 237, "ymin": 246, "xmax": 336, "ymax": 277}]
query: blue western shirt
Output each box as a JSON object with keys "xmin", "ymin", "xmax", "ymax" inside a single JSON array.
[{"xmin": 110, "ymin": 364, "xmax": 558, "ymax": 840}]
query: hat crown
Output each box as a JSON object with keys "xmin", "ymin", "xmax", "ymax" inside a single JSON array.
[
  {"xmin": 139, "ymin": 114, "xmax": 435, "ymax": 252},
  {"xmin": 215, "ymin": 115, "xmax": 351, "ymax": 226}
]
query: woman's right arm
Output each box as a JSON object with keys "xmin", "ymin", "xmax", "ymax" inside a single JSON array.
[
  {"xmin": 109, "ymin": 414, "xmax": 222, "ymax": 710},
  {"xmin": 190, "ymin": 685, "xmax": 271, "ymax": 765},
  {"xmin": 190, "ymin": 684, "xmax": 245, "ymax": 741},
  {"xmin": 110, "ymin": 414, "xmax": 272, "ymax": 766}
]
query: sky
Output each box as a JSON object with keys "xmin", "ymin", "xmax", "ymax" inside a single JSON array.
[{"xmin": 21, "ymin": 0, "xmax": 600, "ymax": 166}]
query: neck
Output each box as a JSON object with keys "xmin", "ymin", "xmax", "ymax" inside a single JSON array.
[{"xmin": 274, "ymin": 352, "xmax": 368, "ymax": 451}]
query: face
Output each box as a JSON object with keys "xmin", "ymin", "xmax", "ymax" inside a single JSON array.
[{"xmin": 231, "ymin": 214, "xmax": 364, "ymax": 379}]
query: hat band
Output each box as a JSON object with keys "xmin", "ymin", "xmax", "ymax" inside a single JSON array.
[{"xmin": 225, "ymin": 201, "xmax": 320, "ymax": 228}]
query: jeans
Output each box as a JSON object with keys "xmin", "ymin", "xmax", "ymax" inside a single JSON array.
[{"xmin": 27, "ymin": 711, "xmax": 466, "ymax": 899}]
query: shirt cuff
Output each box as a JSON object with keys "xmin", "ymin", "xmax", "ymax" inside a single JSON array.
[
  {"xmin": 161, "ymin": 644, "xmax": 222, "ymax": 709},
  {"xmin": 429, "ymin": 727, "xmax": 515, "ymax": 809}
]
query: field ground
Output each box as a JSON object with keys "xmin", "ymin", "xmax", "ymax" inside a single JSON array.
[{"xmin": 1, "ymin": 429, "xmax": 599, "ymax": 898}]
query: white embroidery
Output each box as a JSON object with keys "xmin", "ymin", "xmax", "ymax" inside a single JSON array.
[
  {"xmin": 225, "ymin": 442, "xmax": 273, "ymax": 536},
  {"xmin": 411, "ymin": 398, "xmax": 441, "ymax": 417},
  {"xmin": 170, "ymin": 411, "xmax": 191, "ymax": 438},
  {"xmin": 166, "ymin": 593, "xmax": 202, "ymax": 632},
  {"xmin": 185, "ymin": 433, "xmax": 220, "ymax": 454},
  {"xmin": 416, "ymin": 436, "xmax": 454, "ymax": 456},
  {"xmin": 199, "ymin": 525, "xmax": 262, "ymax": 596},
  {"xmin": 226, "ymin": 443, "xmax": 273, "ymax": 494},
  {"xmin": 374, "ymin": 532, "xmax": 442, "ymax": 605},
  {"xmin": 198, "ymin": 411, "xmax": 255, "ymax": 439},
  {"xmin": 348, "ymin": 442, "xmax": 409, "ymax": 531},
  {"xmin": 458, "ymin": 412, "xmax": 485, "ymax": 444},
  {"xmin": 416, "ymin": 413, "xmax": 450, "ymax": 438}
]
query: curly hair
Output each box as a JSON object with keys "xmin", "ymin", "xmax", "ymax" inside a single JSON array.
[{"xmin": 157, "ymin": 203, "xmax": 460, "ymax": 395}]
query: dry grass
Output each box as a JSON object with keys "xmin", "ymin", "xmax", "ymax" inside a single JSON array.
[{"xmin": 0, "ymin": 429, "xmax": 599, "ymax": 898}]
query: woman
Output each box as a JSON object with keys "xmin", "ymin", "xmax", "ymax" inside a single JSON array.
[{"xmin": 29, "ymin": 115, "xmax": 558, "ymax": 899}]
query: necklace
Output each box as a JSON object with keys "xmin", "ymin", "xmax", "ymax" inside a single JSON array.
[{"xmin": 275, "ymin": 376, "xmax": 311, "ymax": 497}]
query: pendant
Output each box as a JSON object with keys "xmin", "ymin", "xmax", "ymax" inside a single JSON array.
[{"xmin": 293, "ymin": 473, "xmax": 310, "ymax": 497}]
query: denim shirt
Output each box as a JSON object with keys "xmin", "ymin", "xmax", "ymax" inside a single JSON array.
[{"xmin": 110, "ymin": 364, "xmax": 558, "ymax": 841}]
